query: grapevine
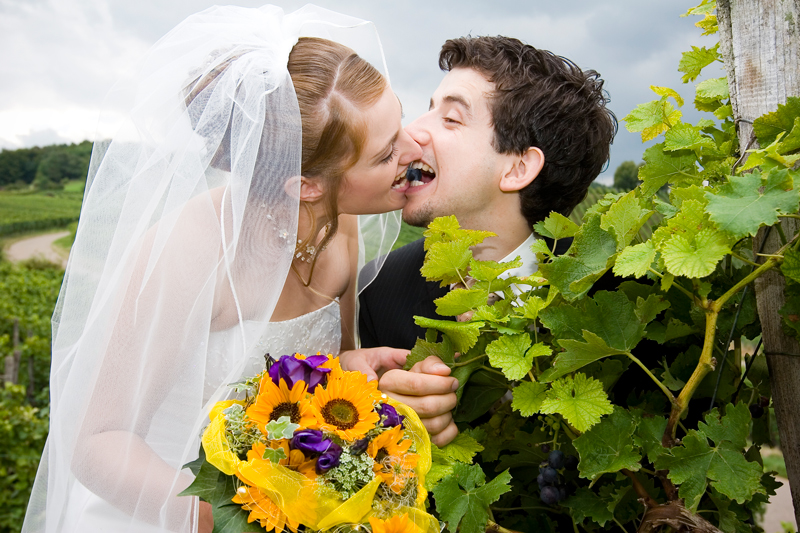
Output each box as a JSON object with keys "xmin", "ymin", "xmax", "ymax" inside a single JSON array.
[{"xmin": 418, "ymin": 2, "xmax": 798, "ymax": 531}]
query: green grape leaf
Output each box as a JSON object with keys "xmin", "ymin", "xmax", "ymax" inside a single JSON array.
[
  {"xmin": 423, "ymin": 215, "xmax": 495, "ymax": 250},
  {"xmin": 614, "ymin": 242, "xmax": 657, "ymax": 278},
  {"xmin": 433, "ymin": 464, "xmax": 512, "ymax": 533},
  {"xmin": 266, "ymin": 416, "xmax": 299, "ymax": 440},
  {"xmin": 633, "ymin": 415, "xmax": 669, "ymax": 464},
  {"xmin": 530, "ymin": 238, "xmax": 554, "ymax": 257},
  {"xmin": 678, "ymin": 44, "xmax": 719, "ymax": 82},
  {"xmin": 705, "ymin": 169, "xmax": 799, "ymax": 238},
  {"xmin": 573, "ymin": 407, "xmax": 641, "ymax": 479},
  {"xmin": 661, "ymin": 229, "xmax": 731, "ymax": 278},
  {"xmin": 405, "ymin": 337, "xmax": 456, "ymax": 369},
  {"xmin": 511, "ymin": 380, "xmax": 549, "ymax": 416},
  {"xmin": 540, "ymin": 331, "xmax": 629, "ymax": 382},
  {"xmin": 517, "ymin": 294, "xmax": 548, "ymax": 321},
  {"xmin": 714, "ymin": 104, "xmax": 733, "ymax": 119},
  {"xmin": 645, "ymin": 318, "xmax": 697, "ymax": 343},
  {"xmin": 623, "ymin": 100, "xmax": 682, "ymax": 142},
  {"xmin": 540, "ymin": 290, "xmax": 648, "ymax": 351},
  {"xmin": 652, "ymin": 86, "xmax": 685, "ymax": 106},
  {"xmin": 414, "ymin": 317, "xmax": 484, "ymax": 353},
  {"xmin": 697, "ymin": 403, "xmax": 750, "ymax": 450},
  {"xmin": 562, "ymin": 487, "xmax": 615, "ymax": 527},
  {"xmin": 486, "ymin": 333, "xmax": 535, "ymax": 380},
  {"xmin": 261, "ymin": 446, "xmax": 287, "ymax": 463},
  {"xmin": 439, "ymin": 432, "xmax": 484, "ymax": 463},
  {"xmin": 778, "ymin": 117, "xmax": 800, "ymax": 154},
  {"xmin": 655, "ymin": 431, "xmax": 764, "ymax": 510},
  {"xmin": 638, "ymin": 143, "xmax": 699, "ymax": 197},
  {"xmin": 468, "ymin": 256, "xmax": 522, "ymax": 282},
  {"xmin": 426, "ymin": 463, "xmax": 454, "ymax": 491},
  {"xmin": 696, "ymin": 77, "xmax": 729, "ymax": 102},
  {"xmin": 533, "ymin": 212, "xmax": 580, "ymax": 240},
  {"xmin": 635, "ymin": 293, "xmax": 670, "ymax": 324},
  {"xmin": 537, "ymin": 216, "xmax": 617, "ymax": 301},
  {"xmin": 664, "ymin": 123, "xmax": 717, "ymax": 152},
  {"xmin": 540, "ymin": 373, "xmax": 613, "ymax": 432},
  {"xmin": 600, "ymin": 190, "xmax": 653, "ymax": 250},
  {"xmin": 421, "ymin": 240, "xmax": 473, "ymax": 286},
  {"xmin": 434, "ymin": 288, "xmax": 487, "ymax": 317},
  {"xmin": 752, "ymin": 96, "xmax": 800, "ymax": 146}
]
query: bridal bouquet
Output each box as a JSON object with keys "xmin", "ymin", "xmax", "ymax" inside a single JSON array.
[{"xmin": 182, "ymin": 353, "xmax": 438, "ymax": 533}]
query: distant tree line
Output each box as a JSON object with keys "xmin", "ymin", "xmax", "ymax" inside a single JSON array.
[{"xmin": 0, "ymin": 141, "xmax": 92, "ymax": 190}]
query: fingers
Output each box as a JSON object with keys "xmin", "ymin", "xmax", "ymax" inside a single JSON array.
[
  {"xmin": 338, "ymin": 348, "xmax": 409, "ymax": 382},
  {"xmin": 409, "ymin": 355, "xmax": 453, "ymax": 377},
  {"xmin": 380, "ymin": 368, "xmax": 458, "ymax": 399},
  {"xmin": 430, "ymin": 420, "xmax": 459, "ymax": 447},
  {"xmin": 338, "ymin": 350, "xmax": 379, "ymax": 381},
  {"xmin": 380, "ymin": 389, "xmax": 458, "ymax": 420}
]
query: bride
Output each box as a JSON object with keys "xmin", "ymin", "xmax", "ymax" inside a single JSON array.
[{"xmin": 22, "ymin": 5, "xmax": 420, "ymax": 533}]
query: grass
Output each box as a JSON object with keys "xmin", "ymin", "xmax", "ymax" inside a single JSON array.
[{"xmin": 0, "ymin": 188, "xmax": 83, "ymax": 237}]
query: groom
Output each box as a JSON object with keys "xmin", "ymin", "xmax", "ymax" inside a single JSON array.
[{"xmin": 343, "ymin": 36, "xmax": 617, "ymax": 445}]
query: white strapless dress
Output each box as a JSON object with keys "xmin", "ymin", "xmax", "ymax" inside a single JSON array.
[{"xmin": 60, "ymin": 301, "xmax": 341, "ymax": 533}]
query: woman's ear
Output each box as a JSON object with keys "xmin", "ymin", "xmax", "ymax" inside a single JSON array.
[
  {"xmin": 499, "ymin": 147, "xmax": 544, "ymax": 192},
  {"xmin": 284, "ymin": 175, "xmax": 325, "ymax": 202}
]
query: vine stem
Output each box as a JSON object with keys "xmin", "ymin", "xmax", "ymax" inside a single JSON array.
[
  {"xmin": 621, "ymin": 468, "xmax": 658, "ymax": 508},
  {"xmin": 729, "ymin": 251, "xmax": 760, "ymax": 268},
  {"xmin": 662, "ymin": 256, "xmax": 780, "ymax": 446},
  {"xmin": 451, "ymin": 354, "xmax": 487, "ymax": 368},
  {"xmin": 626, "ymin": 352, "xmax": 676, "ymax": 404},
  {"xmin": 647, "ymin": 268, "xmax": 698, "ymax": 303}
]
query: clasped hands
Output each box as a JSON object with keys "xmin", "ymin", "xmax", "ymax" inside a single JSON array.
[{"xmin": 339, "ymin": 347, "xmax": 459, "ymax": 446}]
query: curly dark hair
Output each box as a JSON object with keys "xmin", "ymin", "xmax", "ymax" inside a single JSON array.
[{"xmin": 439, "ymin": 36, "xmax": 618, "ymax": 227}]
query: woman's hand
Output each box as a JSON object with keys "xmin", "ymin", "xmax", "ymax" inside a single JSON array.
[{"xmin": 198, "ymin": 501, "xmax": 213, "ymax": 533}]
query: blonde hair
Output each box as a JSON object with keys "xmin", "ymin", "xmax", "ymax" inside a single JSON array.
[{"xmin": 288, "ymin": 37, "xmax": 387, "ymax": 254}]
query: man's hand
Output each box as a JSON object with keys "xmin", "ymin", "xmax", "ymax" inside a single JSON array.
[
  {"xmin": 338, "ymin": 347, "xmax": 409, "ymax": 381},
  {"xmin": 379, "ymin": 356, "xmax": 459, "ymax": 447}
]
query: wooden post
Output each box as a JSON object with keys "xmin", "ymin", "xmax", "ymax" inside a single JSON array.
[
  {"xmin": 718, "ymin": 0, "xmax": 800, "ymax": 524},
  {"xmin": 3, "ymin": 318, "xmax": 21, "ymax": 384}
]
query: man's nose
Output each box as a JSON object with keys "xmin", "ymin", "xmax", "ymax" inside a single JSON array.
[
  {"xmin": 398, "ymin": 130, "xmax": 423, "ymax": 164},
  {"xmin": 405, "ymin": 113, "xmax": 432, "ymax": 145}
]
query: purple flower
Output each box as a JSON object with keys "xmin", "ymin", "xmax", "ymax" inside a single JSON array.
[
  {"xmin": 291, "ymin": 429, "xmax": 334, "ymax": 454},
  {"xmin": 377, "ymin": 403, "xmax": 405, "ymax": 428},
  {"xmin": 350, "ymin": 437, "xmax": 369, "ymax": 455},
  {"xmin": 316, "ymin": 442, "xmax": 342, "ymax": 473},
  {"xmin": 269, "ymin": 354, "xmax": 331, "ymax": 391}
]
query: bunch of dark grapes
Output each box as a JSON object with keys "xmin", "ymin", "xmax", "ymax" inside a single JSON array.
[{"xmin": 537, "ymin": 448, "xmax": 579, "ymax": 505}]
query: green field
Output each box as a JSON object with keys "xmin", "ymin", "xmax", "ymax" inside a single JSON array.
[{"xmin": 0, "ymin": 189, "xmax": 83, "ymax": 237}]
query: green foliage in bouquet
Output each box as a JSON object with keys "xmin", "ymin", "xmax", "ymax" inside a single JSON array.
[{"xmin": 414, "ymin": 2, "xmax": 798, "ymax": 532}]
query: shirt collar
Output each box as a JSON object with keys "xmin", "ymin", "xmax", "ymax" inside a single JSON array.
[{"xmin": 499, "ymin": 233, "xmax": 538, "ymax": 279}]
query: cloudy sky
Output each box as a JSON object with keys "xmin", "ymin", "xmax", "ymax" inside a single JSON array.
[{"xmin": 0, "ymin": 0, "xmax": 720, "ymax": 183}]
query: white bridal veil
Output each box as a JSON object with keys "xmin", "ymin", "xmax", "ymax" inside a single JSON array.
[{"xmin": 23, "ymin": 5, "xmax": 401, "ymax": 532}]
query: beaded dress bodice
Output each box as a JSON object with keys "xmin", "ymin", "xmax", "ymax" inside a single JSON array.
[{"xmin": 203, "ymin": 300, "xmax": 341, "ymax": 400}]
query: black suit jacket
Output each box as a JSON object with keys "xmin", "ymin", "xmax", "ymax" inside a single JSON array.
[{"xmin": 358, "ymin": 236, "xmax": 575, "ymax": 350}]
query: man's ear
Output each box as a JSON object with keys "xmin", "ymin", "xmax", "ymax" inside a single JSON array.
[
  {"xmin": 284, "ymin": 175, "xmax": 325, "ymax": 202},
  {"xmin": 499, "ymin": 147, "xmax": 544, "ymax": 192}
]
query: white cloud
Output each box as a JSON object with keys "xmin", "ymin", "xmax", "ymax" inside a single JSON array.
[{"xmin": 0, "ymin": 0, "xmax": 716, "ymax": 176}]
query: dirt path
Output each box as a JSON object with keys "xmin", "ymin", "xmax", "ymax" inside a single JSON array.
[
  {"xmin": 763, "ymin": 478, "xmax": 796, "ymax": 532},
  {"xmin": 4, "ymin": 231, "xmax": 70, "ymax": 267}
]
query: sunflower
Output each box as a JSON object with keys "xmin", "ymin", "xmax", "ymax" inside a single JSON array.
[
  {"xmin": 368, "ymin": 513, "xmax": 420, "ymax": 533},
  {"xmin": 247, "ymin": 377, "xmax": 315, "ymax": 432},
  {"xmin": 310, "ymin": 370, "xmax": 381, "ymax": 440},
  {"xmin": 318, "ymin": 353, "xmax": 344, "ymax": 380},
  {"xmin": 368, "ymin": 426, "xmax": 419, "ymax": 494},
  {"xmin": 232, "ymin": 481, "xmax": 299, "ymax": 532}
]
